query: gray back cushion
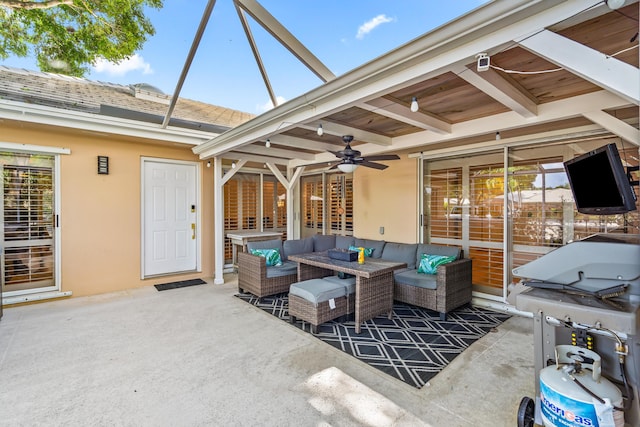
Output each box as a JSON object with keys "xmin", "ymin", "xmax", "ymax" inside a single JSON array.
[
  {"xmin": 335, "ymin": 235, "xmax": 355, "ymax": 250},
  {"xmin": 312, "ymin": 234, "xmax": 336, "ymax": 252},
  {"xmin": 246, "ymin": 238, "xmax": 283, "ymax": 258},
  {"xmin": 381, "ymin": 242, "xmax": 418, "ymax": 269},
  {"xmin": 282, "ymin": 237, "xmax": 314, "ymax": 261},
  {"xmin": 416, "ymin": 244, "xmax": 460, "ymax": 266},
  {"xmin": 354, "ymin": 238, "xmax": 385, "ymax": 259}
]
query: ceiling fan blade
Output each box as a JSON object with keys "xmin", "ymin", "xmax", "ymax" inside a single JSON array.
[
  {"xmin": 363, "ymin": 154, "xmax": 400, "ymax": 161},
  {"xmin": 359, "ymin": 160, "xmax": 389, "ymax": 170}
]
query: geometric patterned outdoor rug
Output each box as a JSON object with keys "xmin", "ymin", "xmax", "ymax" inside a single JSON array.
[{"xmin": 235, "ymin": 292, "xmax": 511, "ymax": 389}]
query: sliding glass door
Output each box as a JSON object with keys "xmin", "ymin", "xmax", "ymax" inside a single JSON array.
[{"xmin": 422, "ymin": 139, "xmax": 639, "ymax": 300}]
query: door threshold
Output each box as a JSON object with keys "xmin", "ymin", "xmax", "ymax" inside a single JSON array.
[{"xmin": 3, "ymin": 290, "xmax": 72, "ymax": 306}]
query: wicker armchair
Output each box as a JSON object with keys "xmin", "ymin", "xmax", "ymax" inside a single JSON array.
[
  {"xmin": 393, "ymin": 257, "xmax": 472, "ymax": 321},
  {"xmin": 237, "ymin": 251, "xmax": 298, "ymax": 298}
]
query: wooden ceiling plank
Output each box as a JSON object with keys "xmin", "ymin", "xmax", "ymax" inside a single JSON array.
[
  {"xmin": 268, "ymin": 134, "xmax": 339, "ymax": 152},
  {"xmin": 454, "ymin": 65, "xmax": 538, "ymax": 118},
  {"xmin": 519, "ymin": 29, "xmax": 639, "ymax": 105},
  {"xmin": 361, "ymin": 99, "xmax": 451, "ymax": 134},
  {"xmin": 299, "ymin": 123, "xmax": 392, "ymax": 146}
]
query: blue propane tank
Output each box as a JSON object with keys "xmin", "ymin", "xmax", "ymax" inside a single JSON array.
[{"xmin": 539, "ymin": 345, "xmax": 624, "ymax": 427}]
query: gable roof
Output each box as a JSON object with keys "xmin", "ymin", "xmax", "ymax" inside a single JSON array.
[{"xmin": 0, "ymin": 65, "xmax": 254, "ymax": 143}]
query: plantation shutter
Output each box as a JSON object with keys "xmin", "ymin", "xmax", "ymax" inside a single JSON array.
[{"xmin": 3, "ymin": 165, "xmax": 55, "ymax": 289}]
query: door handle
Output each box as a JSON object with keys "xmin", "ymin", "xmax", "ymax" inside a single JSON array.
[{"xmin": 191, "ymin": 223, "xmax": 196, "ymax": 239}]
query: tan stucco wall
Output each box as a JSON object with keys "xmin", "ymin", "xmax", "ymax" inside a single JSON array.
[
  {"xmin": 352, "ymin": 154, "xmax": 418, "ymax": 243},
  {"xmin": 2, "ymin": 122, "xmax": 214, "ymax": 297}
]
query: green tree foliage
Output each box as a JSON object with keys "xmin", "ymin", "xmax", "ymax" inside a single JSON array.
[{"xmin": 0, "ymin": 0, "xmax": 163, "ymax": 76}]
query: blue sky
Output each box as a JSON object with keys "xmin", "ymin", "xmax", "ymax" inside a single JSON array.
[{"xmin": 3, "ymin": 0, "xmax": 488, "ymax": 114}]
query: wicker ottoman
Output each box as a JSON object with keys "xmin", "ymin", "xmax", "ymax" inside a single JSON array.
[
  {"xmin": 288, "ymin": 278, "xmax": 348, "ymax": 334},
  {"xmin": 322, "ymin": 275, "xmax": 356, "ymax": 315}
]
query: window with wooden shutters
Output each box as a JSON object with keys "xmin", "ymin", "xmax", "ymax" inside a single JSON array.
[
  {"xmin": 327, "ymin": 174, "xmax": 353, "ymax": 235},
  {"xmin": 469, "ymin": 164, "xmax": 505, "ymax": 244},
  {"xmin": 2, "ymin": 154, "xmax": 56, "ymax": 292},
  {"xmin": 427, "ymin": 167, "xmax": 462, "ymax": 239},
  {"xmin": 223, "ymin": 173, "xmax": 259, "ymax": 264},
  {"xmin": 262, "ymin": 178, "xmax": 287, "ymax": 239},
  {"xmin": 301, "ymin": 175, "xmax": 324, "ymax": 236},
  {"xmin": 242, "ymin": 178, "xmax": 258, "ymax": 230},
  {"xmin": 223, "ymin": 179, "xmax": 238, "ymax": 263}
]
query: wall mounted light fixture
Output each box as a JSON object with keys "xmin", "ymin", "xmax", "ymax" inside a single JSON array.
[{"xmin": 97, "ymin": 156, "xmax": 109, "ymax": 174}]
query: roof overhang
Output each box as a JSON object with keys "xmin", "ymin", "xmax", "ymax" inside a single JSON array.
[{"xmin": 0, "ymin": 99, "xmax": 219, "ymax": 145}]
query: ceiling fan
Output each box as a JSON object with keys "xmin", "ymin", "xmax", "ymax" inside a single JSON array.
[{"xmin": 329, "ymin": 135, "xmax": 400, "ymax": 172}]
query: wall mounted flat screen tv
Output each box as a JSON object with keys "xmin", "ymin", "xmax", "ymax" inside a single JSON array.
[{"xmin": 563, "ymin": 143, "xmax": 637, "ymax": 215}]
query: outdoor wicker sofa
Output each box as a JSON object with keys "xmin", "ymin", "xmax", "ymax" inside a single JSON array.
[
  {"xmin": 237, "ymin": 234, "xmax": 336, "ymax": 298},
  {"xmin": 237, "ymin": 234, "xmax": 472, "ymax": 320}
]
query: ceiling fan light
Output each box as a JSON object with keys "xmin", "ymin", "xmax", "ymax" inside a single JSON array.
[
  {"xmin": 410, "ymin": 97, "xmax": 419, "ymax": 113},
  {"xmin": 337, "ymin": 163, "xmax": 358, "ymax": 173},
  {"xmin": 606, "ymin": 0, "xmax": 625, "ymax": 9}
]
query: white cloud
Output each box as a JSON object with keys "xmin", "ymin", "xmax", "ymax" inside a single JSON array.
[
  {"xmin": 256, "ymin": 96, "xmax": 287, "ymax": 113},
  {"xmin": 92, "ymin": 54, "xmax": 153, "ymax": 76},
  {"xmin": 356, "ymin": 14, "xmax": 395, "ymax": 40}
]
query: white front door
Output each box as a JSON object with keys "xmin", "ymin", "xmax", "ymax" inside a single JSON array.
[{"xmin": 142, "ymin": 159, "xmax": 199, "ymax": 277}]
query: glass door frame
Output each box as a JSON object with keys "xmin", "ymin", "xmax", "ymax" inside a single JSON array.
[{"xmin": 1, "ymin": 144, "xmax": 65, "ymax": 297}]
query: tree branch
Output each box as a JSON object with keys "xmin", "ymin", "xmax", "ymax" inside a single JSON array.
[{"xmin": 0, "ymin": 0, "xmax": 74, "ymax": 10}]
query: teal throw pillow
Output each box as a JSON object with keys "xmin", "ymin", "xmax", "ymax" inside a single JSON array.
[
  {"xmin": 250, "ymin": 248, "xmax": 282, "ymax": 266},
  {"xmin": 417, "ymin": 254, "xmax": 456, "ymax": 274},
  {"xmin": 349, "ymin": 245, "xmax": 374, "ymax": 257}
]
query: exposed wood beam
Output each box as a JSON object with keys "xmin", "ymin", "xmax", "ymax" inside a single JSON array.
[
  {"xmin": 268, "ymin": 134, "xmax": 339, "ymax": 152},
  {"xmin": 225, "ymin": 152, "xmax": 290, "ymax": 165},
  {"xmin": 518, "ymin": 29, "xmax": 639, "ymax": 105},
  {"xmin": 453, "ymin": 65, "xmax": 538, "ymax": 118},
  {"xmin": 299, "ymin": 123, "xmax": 392, "ymax": 146},
  {"xmin": 369, "ymin": 90, "xmax": 631, "ymax": 154},
  {"xmin": 234, "ymin": 0, "xmax": 335, "ymax": 82},
  {"xmin": 235, "ymin": 5, "xmax": 278, "ymax": 107},
  {"xmin": 582, "ymin": 110, "xmax": 640, "ymax": 146},
  {"xmin": 220, "ymin": 159, "xmax": 247, "ymax": 185},
  {"xmin": 233, "ymin": 143, "xmax": 316, "ymax": 160},
  {"xmin": 361, "ymin": 98, "xmax": 451, "ymax": 134}
]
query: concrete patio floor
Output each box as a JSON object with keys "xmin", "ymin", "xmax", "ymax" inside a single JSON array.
[{"xmin": 0, "ymin": 275, "xmax": 535, "ymax": 426}]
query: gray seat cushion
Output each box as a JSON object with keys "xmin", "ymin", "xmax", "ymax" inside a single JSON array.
[
  {"xmin": 312, "ymin": 234, "xmax": 336, "ymax": 252},
  {"xmin": 246, "ymin": 238, "xmax": 284, "ymax": 258},
  {"xmin": 335, "ymin": 235, "xmax": 355, "ymax": 250},
  {"xmin": 381, "ymin": 242, "xmax": 418, "ymax": 269},
  {"xmin": 265, "ymin": 260, "xmax": 298, "ymax": 278},
  {"xmin": 354, "ymin": 238, "xmax": 386, "ymax": 259},
  {"xmin": 416, "ymin": 244, "xmax": 460, "ymax": 267},
  {"xmin": 394, "ymin": 269, "xmax": 438, "ymax": 290},
  {"xmin": 322, "ymin": 275, "xmax": 356, "ymax": 294},
  {"xmin": 289, "ymin": 278, "xmax": 347, "ymax": 306},
  {"xmin": 283, "ymin": 237, "xmax": 313, "ymax": 261}
]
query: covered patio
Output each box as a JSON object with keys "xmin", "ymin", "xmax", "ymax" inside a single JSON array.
[{"xmin": 198, "ymin": 0, "xmax": 639, "ymax": 312}]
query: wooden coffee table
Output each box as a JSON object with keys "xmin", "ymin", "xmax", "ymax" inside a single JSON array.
[{"xmin": 288, "ymin": 252, "xmax": 406, "ymax": 333}]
